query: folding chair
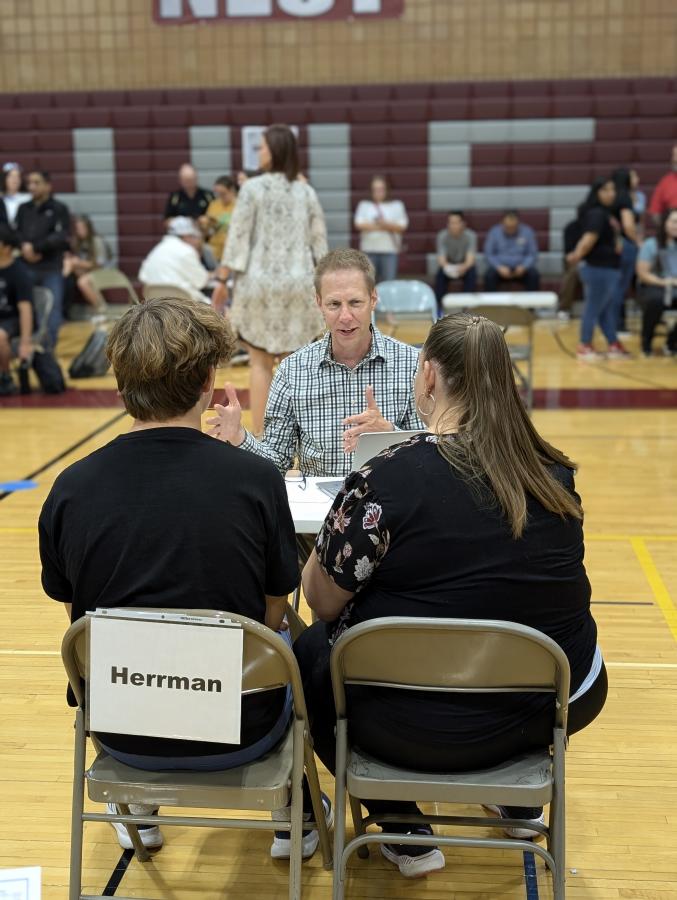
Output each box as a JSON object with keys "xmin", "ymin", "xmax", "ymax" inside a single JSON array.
[
  {"xmin": 62, "ymin": 608, "xmax": 331, "ymax": 900},
  {"xmin": 330, "ymin": 617, "xmax": 570, "ymax": 900},
  {"xmin": 142, "ymin": 283, "xmax": 193, "ymax": 302},
  {"xmin": 375, "ymin": 280, "xmax": 437, "ymax": 336},
  {"xmin": 88, "ymin": 267, "xmax": 141, "ymax": 308},
  {"xmin": 473, "ymin": 304, "xmax": 536, "ymax": 411}
]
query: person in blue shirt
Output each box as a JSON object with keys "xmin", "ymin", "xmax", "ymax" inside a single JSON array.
[{"xmin": 483, "ymin": 210, "xmax": 540, "ymax": 292}]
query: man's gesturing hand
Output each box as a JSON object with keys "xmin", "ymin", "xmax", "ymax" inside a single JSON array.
[
  {"xmin": 207, "ymin": 382, "xmax": 246, "ymax": 446},
  {"xmin": 342, "ymin": 385, "xmax": 393, "ymax": 454}
]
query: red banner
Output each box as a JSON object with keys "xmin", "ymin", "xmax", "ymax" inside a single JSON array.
[{"xmin": 154, "ymin": 1, "xmax": 405, "ymax": 24}]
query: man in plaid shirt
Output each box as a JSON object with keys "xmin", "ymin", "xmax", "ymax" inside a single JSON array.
[{"xmin": 209, "ymin": 248, "xmax": 422, "ymax": 478}]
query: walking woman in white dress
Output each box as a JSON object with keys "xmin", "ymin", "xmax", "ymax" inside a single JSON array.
[{"xmin": 217, "ymin": 125, "xmax": 328, "ymax": 435}]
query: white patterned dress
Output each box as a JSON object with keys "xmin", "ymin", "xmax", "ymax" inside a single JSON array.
[{"xmin": 222, "ymin": 172, "xmax": 328, "ymax": 354}]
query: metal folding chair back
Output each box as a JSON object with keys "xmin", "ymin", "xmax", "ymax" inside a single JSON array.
[
  {"xmin": 88, "ymin": 267, "xmax": 141, "ymax": 306},
  {"xmin": 473, "ymin": 304, "xmax": 535, "ymax": 411},
  {"xmin": 330, "ymin": 617, "xmax": 570, "ymax": 900},
  {"xmin": 62, "ymin": 608, "xmax": 331, "ymax": 900},
  {"xmin": 375, "ymin": 280, "xmax": 437, "ymax": 333},
  {"xmin": 142, "ymin": 283, "xmax": 193, "ymax": 302}
]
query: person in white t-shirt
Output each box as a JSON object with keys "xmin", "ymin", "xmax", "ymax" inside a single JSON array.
[
  {"xmin": 354, "ymin": 175, "xmax": 408, "ymax": 283},
  {"xmin": 138, "ymin": 217, "xmax": 210, "ymax": 304},
  {"xmin": 1, "ymin": 163, "xmax": 31, "ymax": 227}
]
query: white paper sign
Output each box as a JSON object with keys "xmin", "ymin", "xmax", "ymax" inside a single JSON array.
[
  {"xmin": 242, "ymin": 125, "xmax": 300, "ymax": 172},
  {"xmin": 89, "ymin": 616, "xmax": 243, "ymax": 744},
  {"xmin": 0, "ymin": 867, "xmax": 41, "ymax": 900}
]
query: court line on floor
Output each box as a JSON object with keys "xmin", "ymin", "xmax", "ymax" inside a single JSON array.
[
  {"xmin": 0, "ymin": 410, "xmax": 127, "ymax": 502},
  {"xmin": 523, "ymin": 851, "xmax": 539, "ymax": 900},
  {"xmin": 631, "ymin": 538, "xmax": 677, "ymax": 643},
  {"xmin": 551, "ymin": 329, "xmax": 674, "ymax": 389},
  {"xmin": 103, "ymin": 848, "xmax": 133, "ymax": 897}
]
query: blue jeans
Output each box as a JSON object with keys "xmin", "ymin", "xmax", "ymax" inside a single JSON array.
[
  {"xmin": 434, "ymin": 265, "xmax": 478, "ymax": 310},
  {"xmin": 98, "ymin": 630, "xmax": 294, "ymax": 773},
  {"xmin": 29, "ymin": 268, "xmax": 65, "ymax": 349},
  {"xmin": 367, "ymin": 252, "xmax": 399, "ymax": 283},
  {"xmin": 611, "ymin": 238, "xmax": 638, "ymax": 329},
  {"xmin": 579, "ymin": 263, "xmax": 621, "ymax": 345}
]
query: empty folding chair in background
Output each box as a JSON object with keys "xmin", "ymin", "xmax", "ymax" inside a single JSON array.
[
  {"xmin": 330, "ymin": 617, "xmax": 570, "ymax": 900},
  {"xmin": 88, "ymin": 267, "xmax": 141, "ymax": 311},
  {"xmin": 374, "ymin": 280, "xmax": 437, "ymax": 337},
  {"xmin": 61, "ymin": 607, "xmax": 331, "ymax": 900}
]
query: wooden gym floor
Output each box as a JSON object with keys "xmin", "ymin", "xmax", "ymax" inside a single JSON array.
[{"xmin": 1, "ymin": 316, "xmax": 676, "ymax": 899}]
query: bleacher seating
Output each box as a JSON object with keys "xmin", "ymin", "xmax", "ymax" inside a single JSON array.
[{"xmin": 1, "ymin": 76, "xmax": 675, "ymax": 286}]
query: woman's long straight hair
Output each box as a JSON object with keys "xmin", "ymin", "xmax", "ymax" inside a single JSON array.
[{"xmin": 423, "ymin": 313, "xmax": 583, "ymax": 538}]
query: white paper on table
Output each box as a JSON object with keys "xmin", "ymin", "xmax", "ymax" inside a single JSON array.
[
  {"xmin": 0, "ymin": 867, "xmax": 41, "ymax": 900},
  {"xmin": 285, "ymin": 479, "xmax": 339, "ymax": 505}
]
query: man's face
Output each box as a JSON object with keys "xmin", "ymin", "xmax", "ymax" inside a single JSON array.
[
  {"xmin": 502, "ymin": 214, "xmax": 519, "ymax": 236},
  {"xmin": 27, "ymin": 172, "xmax": 49, "ymax": 201},
  {"xmin": 448, "ymin": 214, "xmax": 464, "ymax": 237},
  {"xmin": 179, "ymin": 165, "xmax": 197, "ymax": 192},
  {"xmin": 316, "ymin": 269, "xmax": 377, "ymax": 354}
]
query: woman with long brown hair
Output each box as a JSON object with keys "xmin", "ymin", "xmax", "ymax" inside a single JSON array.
[
  {"xmin": 214, "ymin": 124, "xmax": 328, "ymax": 435},
  {"xmin": 295, "ymin": 313, "xmax": 607, "ymax": 878}
]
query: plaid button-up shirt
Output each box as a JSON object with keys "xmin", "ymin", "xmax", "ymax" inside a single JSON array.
[{"xmin": 240, "ymin": 328, "xmax": 422, "ymax": 477}]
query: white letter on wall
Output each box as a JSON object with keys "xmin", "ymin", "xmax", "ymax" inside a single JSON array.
[
  {"xmin": 158, "ymin": 0, "xmax": 218, "ymax": 18},
  {"xmin": 353, "ymin": 0, "xmax": 382, "ymax": 12},
  {"xmin": 227, "ymin": 0, "xmax": 273, "ymax": 15},
  {"xmin": 277, "ymin": 0, "xmax": 335, "ymax": 17}
]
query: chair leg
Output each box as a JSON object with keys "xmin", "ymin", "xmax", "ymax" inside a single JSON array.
[
  {"xmin": 289, "ymin": 720, "xmax": 306, "ymax": 900},
  {"xmin": 69, "ymin": 710, "xmax": 87, "ymax": 900},
  {"xmin": 304, "ymin": 740, "xmax": 333, "ymax": 870},
  {"xmin": 551, "ymin": 733, "xmax": 567, "ymax": 900},
  {"xmin": 117, "ymin": 804, "xmax": 151, "ymax": 863},
  {"xmin": 333, "ymin": 720, "xmax": 349, "ymax": 900},
  {"xmin": 348, "ymin": 796, "xmax": 369, "ymax": 860}
]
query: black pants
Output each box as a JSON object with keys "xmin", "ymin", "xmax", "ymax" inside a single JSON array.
[
  {"xmin": 484, "ymin": 266, "xmax": 540, "ymax": 292},
  {"xmin": 294, "ymin": 620, "xmax": 607, "ymax": 824},
  {"xmin": 638, "ymin": 285, "xmax": 677, "ymax": 354},
  {"xmin": 434, "ymin": 266, "xmax": 478, "ymax": 309}
]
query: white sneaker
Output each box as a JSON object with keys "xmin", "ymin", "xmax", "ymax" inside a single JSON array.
[
  {"xmin": 483, "ymin": 804, "xmax": 545, "ymax": 839},
  {"xmin": 106, "ymin": 802, "xmax": 164, "ymax": 851},
  {"xmin": 380, "ymin": 827, "xmax": 445, "ymax": 878},
  {"xmin": 270, "ymin": 794, "xmax": 333, "ymax": 860}
]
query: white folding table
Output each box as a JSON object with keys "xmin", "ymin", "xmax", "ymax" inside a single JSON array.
[
  {"xmin": 285, "ymin": 478, "xmax": 336, "ymax": 534},
  {"xmin": 442, "ymin": 291, "xmax": 558, "ymax": 311}
]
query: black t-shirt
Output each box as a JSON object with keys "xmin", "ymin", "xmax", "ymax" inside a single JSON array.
[
  {"xmin": 164, "ymin": 187, "xmax": 214, "ymax": 221},
  {"xmin": 315, "ymin": 434, "xmax": 597, "ymax": 743},
  {"xmin": 39, "ymin": 427, "xmax": 299, "ymax": 756},
  {"xmin": 0, "ymin": 258, "xmax": 33, "ymax": 321},
  {"xmin": 612, "ymin": 190, "xmax": 634, "ymax": 237},
  {"xmin": 581, "ymin": 207, "xmax": 621, "ymax": 268}
]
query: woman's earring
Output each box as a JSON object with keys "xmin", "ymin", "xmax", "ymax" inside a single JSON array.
[{"xmin": 416, "ymin": 391, "xmax": 435, "ymax": 418}]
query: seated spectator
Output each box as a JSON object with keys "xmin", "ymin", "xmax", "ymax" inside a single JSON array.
[
  {"xmin": 0, "ymin": 224, "xmax": 33, "ymax": 395},
  {"xmin": 205, "ymin": 176, "xmax": 237, "ymax": 263},
  {"xmin": 433, "ymin": 210, "xmax": 477, "ymax": 311},
  {"xmin": 636, "ymin": 207, "xmax": 677, "ymax": 357},
  {"xmin": 354, "ymin": 175, "xmax": 408, "ymax": 283},
  {"xmin": 15, "ymin": 170, "xmax": 70, "ymax": 348},
  {"xmin": 295, "ymin": 312, "xmax": 606, "ymax": 878},
  {"xmin": 164, "ymin": 163, "xmax": 214, "ymax": 227},
  {"xmin": 648, "ymin": 145, "xmax": 677, "ymax": 224},
  {"xmin": 138, "ymin": 217, "xmax": 210, "ymax": 304},
  {"xmin": 62, "ymin": 215, "xmax": 111, "ymax": 312},
  {"xmin": 39, "ymin": 297, "xmax": 302, "ymax": 855},
  {"xmin": 1, "ymin": 162, "xmax": 30, "ymax": 227},
  {"xmin": 483, "ymin": 210, "xmax": 540, "ymax": 292},
  {"xmin": 566, "ymin": 178, "xmax": 628, "ymax": 360}
]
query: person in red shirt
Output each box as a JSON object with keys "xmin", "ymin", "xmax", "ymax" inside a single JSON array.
[{"xmin": 648, "ymin": 145, "xmax": 677, "ymax": 222}]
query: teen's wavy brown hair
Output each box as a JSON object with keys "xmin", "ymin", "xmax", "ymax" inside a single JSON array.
[
  {"xmin": 107, "ymin": 296, "xmax": 236, "ymax": 421},
  {"xmin": 422, "ymin": 313, "xmax": 582, "ymax": 537}
]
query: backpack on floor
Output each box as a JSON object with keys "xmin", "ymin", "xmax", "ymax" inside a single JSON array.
[{"xmin": 69, "ymin": 327, "xmax": 110, "ymax": 379}]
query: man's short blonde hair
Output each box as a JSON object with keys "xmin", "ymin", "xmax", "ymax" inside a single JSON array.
[
  {"xmin": 314, "ymin": 248, "xmax": 376, "ymax": 296},
  {"xmin": 107, "ymin": 296, "xmax": 236, "ymax": 421}
]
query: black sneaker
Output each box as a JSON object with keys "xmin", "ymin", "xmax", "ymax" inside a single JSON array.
[
  {"xmin": 0, "ymin": 372, "xmax": 17, "ymax": 396},
  {"xmin": 380, "ymin": 825, "xmax": 445, "ymax": 878},
  {"xmin": 484, "ymin": 804, "xmax": 545, "ymax": 838}
]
